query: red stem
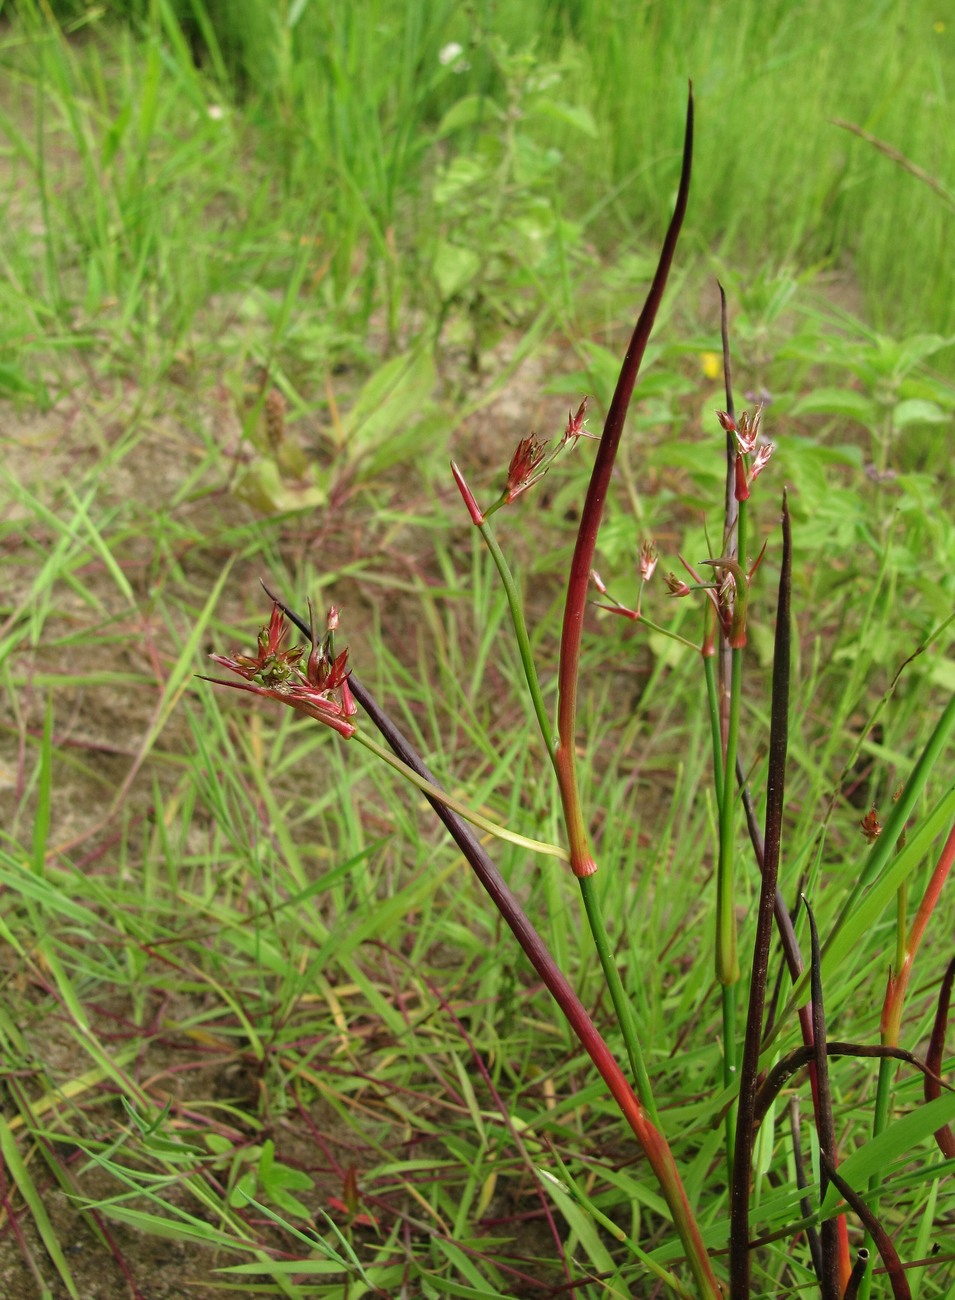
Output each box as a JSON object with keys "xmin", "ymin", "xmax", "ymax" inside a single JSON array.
[
  {"xmin": 882, "ymin": 820, "xmax": 955, "ymax": 1044},
  {"xmin": 555, "ymin": 85, "xmax": 693, "ymax": 877}
]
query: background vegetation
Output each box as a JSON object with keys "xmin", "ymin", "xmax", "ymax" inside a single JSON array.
[{"xmin": 0, "ymin": 1, "xmax": 953, "ymax": 1296}]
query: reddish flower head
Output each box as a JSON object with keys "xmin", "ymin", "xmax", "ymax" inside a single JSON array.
[
  {"xmin": 860, "ymin": 808, "xmax": 882, "ymax": 844},
  {"xmin": 734, "ymin": 407, "xmax": 762, "ymax": 455},
  {"xmin": 665, "ymin": 572, "xmax": 692, "ymax": 598},
  {"xmin": 504, "ymin": 434, "xmax": 549, "ymax": 503},
  {"xmin": 639, "ymin": 540, "xmax": 658, "ymax": 584},
  {"xmin": 204, "ymin": 603, "xmax": 357, "ymax": 738},
  {"xmin": 725, "ymin": 406, "xmax": 774, "ymax": 501},
  {"xmin": 561, "ymin": 398, "xmax": 593, "ymax": 446},
  {"xmin": 748, "ymin": 441, "xmax": 774, "ymax": 484},
  {"xmin": 223, "ymin": 603, "xmax": 303, "ymax": 686}
]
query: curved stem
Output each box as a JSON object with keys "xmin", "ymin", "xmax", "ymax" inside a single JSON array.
[
  {"xmin": 346, "ymin": 665, "xmax": 723, "ymax": 1300},
  {"xmin": 354, "ymin": 730, "xmax": 569, "ymax": 862},
  {"xmin": 555, "ymin": 86, "xmax": 693, "ymax": 879},
  {"xmin": 474, "ymin": 488, "xmax": 662, "ymax": 1130}
]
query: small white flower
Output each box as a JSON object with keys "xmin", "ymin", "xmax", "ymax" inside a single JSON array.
[{"xmin": 439, "ymin": 42, "xmax": 465, "ymax": 66}]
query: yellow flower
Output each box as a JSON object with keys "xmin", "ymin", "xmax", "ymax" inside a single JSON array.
[{"xmin": 701, "ymin": 351, "xmax": 721, "ymax": 380}]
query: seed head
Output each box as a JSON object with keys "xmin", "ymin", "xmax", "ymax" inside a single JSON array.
[{"xmin": 504, "ymin": 435, "xmax": 549, "ymax": 503}]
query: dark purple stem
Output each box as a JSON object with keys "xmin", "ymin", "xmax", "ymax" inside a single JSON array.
[
  {"xmin": 789, "ymin": 1098, "xmax": 824, "ymax": 1282},
  {"xmin": 844, "ymin": 1250, "xmax": 871, "ymax": 1300},
  {"xmin": 268, "ymin": 592, "xmax": 721, "ymax": 1298},
  {"xmin": 818, "ymin": 1154, "xmax": 912, "ymax": 1300},
  {"xmin": 806, "ymin": 896, "xmax": 840, "ymax": 1300},
  {"xmin": 729, "ymin": 491, "xmax": 791, "ymax": 1297},
  {"xmin": 925, "ymin": 955, "xmax": 955, "ymax": 1157},
  {"xmin": 754, "ymin": 1041, "xmax": 950, "ymax": 1133}
]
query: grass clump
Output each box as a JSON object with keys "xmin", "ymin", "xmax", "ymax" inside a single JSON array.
[
  {"xmin": 198, "ymin": 93, "xmax": 955, "ymax": 1297},
  {"xmin": 0, "ymin": 8, "xmax": 954, "ymax": 1299}
]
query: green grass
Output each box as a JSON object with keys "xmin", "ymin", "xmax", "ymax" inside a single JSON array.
[
  {"xmin": 3, "ymin": 0, "xmax": 954, "ymax": 404},
  {"xmin": 0, "ymin": 3, "xmax": 954, "ymax": 1297}
]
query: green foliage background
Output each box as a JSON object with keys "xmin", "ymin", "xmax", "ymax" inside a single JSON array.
[{"xmin": 0, "ymin": 2, "xmax": 953, "ymax": 1297}]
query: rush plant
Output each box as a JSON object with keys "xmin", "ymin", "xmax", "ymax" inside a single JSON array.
[{"xmin": 207, "ymin": 92, "xmax": 955, "ymax": 1297}]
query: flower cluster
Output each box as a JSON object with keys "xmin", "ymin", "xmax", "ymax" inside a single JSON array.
[
  {"xmin": 502, "ymin": 399, "xmax": 594, "ymax": 505},
  {"xmin": 452, "ymin": 399, "xmax": 593, "ymax": 523},
  {"xmin": 860, "ymin": 808, "xmax": 882, "ymax": 844},
  {"xmin": 717, "ymin": 406, "xmax": 774, "ymax": 502},
  {"xmin": 503, "ymin": 434, "xmax": 549, "ymax": 504},
  {"xmin": 204, "ymin": 603, "xmax": 357, "ymax": 738},
  {"xmin": 592, "ymin": 540, "xmax": 658, "ymax": 622},
  {"xmin": 593, "ymin": 404, "xmax": 776, "ymax": 649}
]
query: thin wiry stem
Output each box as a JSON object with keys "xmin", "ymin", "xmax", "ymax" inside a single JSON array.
[
  {"xmin": 805, "ymin": 896, "xmax": 840, "ymax": 1300},
  {"xmin": 789, "ymin": 1098, "xmax": 824, "ymax": 1282},
  {"xmin": 819, "ymin": 1153, "xmax": 912, "ymax": 1300}
]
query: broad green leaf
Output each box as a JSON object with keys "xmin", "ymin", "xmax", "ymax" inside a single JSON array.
[
  {"xmin": 536, "ymin": 1167, "xmax": 616, "ymax": 1274},
  {"xmin": 433, "ymin": 240, "xmax": 482, "ymax": 300},
  {"xmin": 892, "ymin": 398, "xmax": 948, "ymax": 429},
  {"xmin": 93, "ymin": 1203, "xmax": 242, "ymax": 1247},
  {"xmin": 432, "ymin": 1237, "xmax": 505, "ymax": 1292},
  {"xmin": 233, "ymin": 456, "xmax": 328, "ymax": 514},
  {"xmin": 342, "ymin": 348, "xmax": 437, "ymax": 461},
  {"xmin": 218, "ymin": 1258, "xmax": 360, "ymax": 1276},
  {"xmin": 531, "ymin": 98, "xmax": 599, "ymax": 138},
  {"xmin": 436, "ymin": 94, "xmax": 505, "ymax": 137},
  {"xmin": 792, "ymin": 388, "xmax": 877, "ymax": 422}
]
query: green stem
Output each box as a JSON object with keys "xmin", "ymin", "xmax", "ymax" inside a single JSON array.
[
  {"xmin": 855, "ymin": 1056, "xmax": 894, "ymax": 1300},
  {"xmin": 476, "ymin": 514, "xmax": 661, "ymax": 1128},
  {"xmin": 717, "ymin": 646, "xmax": 743, "ymax": 985},
  {"xmin": 353, "ymin": 730, "xmax": 569, "ymax": 862},
  {"xmin": 476, "ymin": 515, "xmax": 558, "ymax": 768},
  {"xmin": 640, "ymin": 618, "xmax": 700, "ymax": 652},
  {"xmin": 579, "ymin": 874, "xmax": 660, "ymax": 1126},
  {"xmin": 722, "ymin": 982, "xmax": 738, "ymax": 1178},
  {"xmin": 703, "ymin": 651, "xmax": 724, "ymax": 810}
]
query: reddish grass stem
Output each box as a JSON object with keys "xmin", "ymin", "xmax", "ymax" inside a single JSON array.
[
  {"xmin": 555, "ymin": 84, "xmax": 693, "ymax": 879},
  {"xmin": 263, "ymin": 591, "xmax": 722, "ymax": 1298},
  {"xmin": 341, "ymin": 663, "xmax": 721, "ymax": 1299}
]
